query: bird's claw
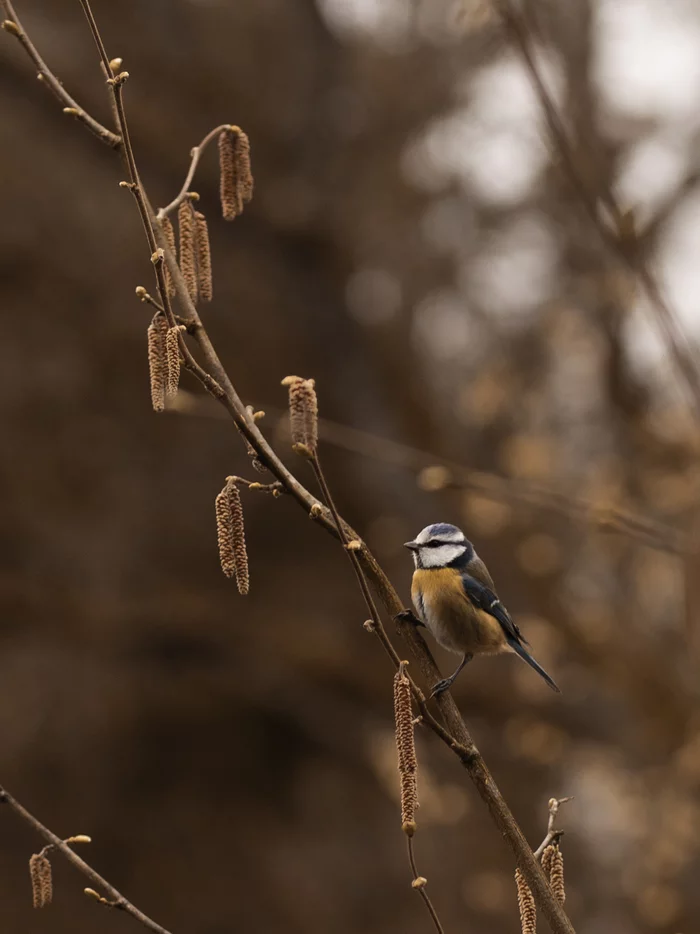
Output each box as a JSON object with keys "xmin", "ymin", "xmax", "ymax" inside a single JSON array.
[
  {"xmin": 394, "ymin": 609, "xmax": 421, "ymax": 626},
  {"xmin": 430, "ymin": 678, "xmax": 453, "ymax": 698}
]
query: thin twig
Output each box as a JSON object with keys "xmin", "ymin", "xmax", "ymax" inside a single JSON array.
[
  {"xmin": 0, "ymin": 786, "xmax": 172, "ymax": 934},
  {"xmin": 407, "ymin": 836, "xmax": 445, "ymax": 934},
  {"xmin": 228, "ymin": 475, "xmax": 284, "ymax": 496},
  {"xmin": 77, "ymin": 0, "xmax": 112, "ymax": 76},
  {"xmin": 312, "ymin": 458, "xmax": 384, "ymax": 639},
  {"xmin": 0, "ymin": 0, "xmax": 120, "ymax": 147},
  {"xmin": 533, "ymin": 797, "xmax": 572, "ymax": 860},
  {"xmin": 157, "ymin": 125, "xmax": 233, "ymax": 219},
  {"xmin": 11, "ymin": 7, "xmax": 577, "ymax": 931},
  {"xmin": 135, "ymin": 286, "xmax": 165, "ymax": 314}
]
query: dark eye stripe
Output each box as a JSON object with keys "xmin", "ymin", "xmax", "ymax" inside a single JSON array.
[{"xmin": 424, "ymin": 539, "xmax": 461, "ymax": 547}]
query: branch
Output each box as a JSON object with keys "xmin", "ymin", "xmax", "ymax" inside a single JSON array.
[
  {"xmin": 8, "ymin": 5, "xmax": 577, "ymax": 932},
  {"xmin": 156, "ymin": 125, "xmax": 234, "ymax": 219},
  {"xmin": 0, "ymin": 786, "xmax": 172, "ymax": 934},
  {"xmin": 0, "ymin": 1, "xmax": 120, "ymax": 147}
]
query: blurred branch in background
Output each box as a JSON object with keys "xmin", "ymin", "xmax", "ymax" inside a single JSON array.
[
  {"xmin": 313, "ymin": 415, "xmax": 685, "ymax": 555},
  {"xmin": 497, "ymin": 0, "xmax": 700, "ymax": 419},
  {"xmin": 171, "ymin": 392, "xmax": 684, "ymax": 555}
]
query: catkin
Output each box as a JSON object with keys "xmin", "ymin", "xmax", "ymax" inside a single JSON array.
[
  {"xmin": 147, "ymin": 313, "xmax": 168, "ymax": 412},
  {"xmin": 215, "ymin": 485, "xmax": 236, "ymax": 579},
  {"xmin": 219, "ymin": 129, "xmax": 239, "ymax": 219},
  {"xmin": 299, "ymin": 379, "xmax": 318, "ymax": 452},
  {"xmin": 215, "ymin": 480, "xmax": 249, "ymax": 594},
  {"xmin": 194, "ymin": 211, "xmax": 212, "ymax": 302},
  {"xmin": 160, "ymin": 215, "xmax": 177, "ymax": 297},
  {"xmin": 515, "ymin": 868, "xmax": 536, "ymax": 934},
  {"xmin": 165, "ymin": 325, "xmax": 185, "ymax": 400},
  {"xmin": 234, "ymin": 130, "xmax": 254, "ymax": 205},
  {"xmin": 393, "ymin": 665, "xmax": 417, "ymax": 834},
  {"xmin": 29, "ymin": 852, "xmax": 53, "ymax": 908},
  {"xmin": 541, "ymin": 843, "xmax": 555, "ymax": 879},
  {"xmin": 228, "ymin": 482, "xmax": 249, "ymax": 594},
  {"xmin": 282, "ymin": 376, "xmax": 318, "ymax": 453},
  {"xmin": 218, "ymin": 127, "xmax": 254, "ymax": 219},
  {"xmin": 549, "ymin": 845, "xmax": 565, "ymax": 904},
  {"xmin": 178, "ymin": 198, "xmax": 198, "ymax": 302}
]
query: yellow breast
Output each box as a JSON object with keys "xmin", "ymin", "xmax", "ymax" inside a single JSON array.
[
  {"xmin": 412, "ymin": 567, "xmax": 465, "ymax": 609},
  {"xmin": 412, "ymin": 567, "xmax": 507, "ymax": 655}
]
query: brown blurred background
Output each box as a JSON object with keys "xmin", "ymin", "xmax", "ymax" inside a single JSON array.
[{"xmin": 2, "ymin": 1, "xmax": 700, "ymax": 932}]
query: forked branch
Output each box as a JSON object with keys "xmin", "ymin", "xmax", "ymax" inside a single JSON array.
[{"xmin": 0, "ymin": 0, "xmax": 120, "ymax": 147}]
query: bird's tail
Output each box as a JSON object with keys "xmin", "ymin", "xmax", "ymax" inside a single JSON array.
[{"xmin": 508, "ymin": 640, "xmax": 561, "ymax": 692}]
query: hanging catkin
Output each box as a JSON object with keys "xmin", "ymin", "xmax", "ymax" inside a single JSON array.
[
  {"xmin": 234, "ymin": 130, "xmax": 254, "ymax": 206},
  {"xmin": 160, "ymin": 215, "xmax": 177, "ymax": 297},
  {"xmin": 219, "ymin": 128, "xmax": 238, "ymax": 219},
  {"xmin": 549, "ymin": 844, "xmax": 565, "ymax": 904},
  {"xmin": 282, "ymin": 376, "xmax": 318, "ymax": 454},
  {"xmin": 147, "ymin": 313, "xmax": 168, "ymax": 412},
  {"xmin": 178, "ymin": 198, "xmax": 198, "ymax": 302},
  {"xmin": 218, "ymin": 127, "xmax": 254, "ymax": 219},
  {"xmin": 215, "ymin": 480, "xmax": 249, "ymax": 594},
  {"xmin": 195, "ymin": 210, "xmax": 212, "ymax": 301},
  {"xmin": 515, "ymin": 868, "xmax": 536, "ymax": 934},
  {"xmin": 29, "ymin": 852, "xmax": 53, "ymax": 909},
  {"xmin": 393, "ymin": 664, "xmax": 417, "ymax": 835},
  {"xmin": 165, "ymin": 325, "xmax": 186, "ymax": 400}
]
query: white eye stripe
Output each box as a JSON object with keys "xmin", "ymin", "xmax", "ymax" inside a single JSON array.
[{"xmin": 415, "ymin": 541, "xmax": 468, "ymax": 568}]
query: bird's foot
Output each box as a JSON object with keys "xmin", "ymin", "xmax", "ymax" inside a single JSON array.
[
  {"xmin": 394, "ymin": 609, "xmax": 423, "ymax": 627},
  {"xmin": 430, "ymin": 677, "xmax": 455, "ymax": 698},
  {"xmin": 431, "ymin": 653, "xmax": 472, "ymax": 697}
]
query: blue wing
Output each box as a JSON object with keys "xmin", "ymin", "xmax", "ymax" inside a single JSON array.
[
  {"xmin": 460, "ymin": 572, "xmax": 561, "ymax": 693},
  {"xmin": 459, "ymin": 573, "xmax": 526, "ymax": 646}
]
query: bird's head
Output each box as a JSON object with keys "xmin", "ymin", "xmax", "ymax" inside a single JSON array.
[{"xmin": 404, "ymin": 523, "xmax": 473, "ymax": 569}]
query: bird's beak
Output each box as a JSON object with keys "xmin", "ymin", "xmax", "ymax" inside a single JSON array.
[{"xmin": 404, "ymin": 541, "xmax": 419, "ymax": 551}]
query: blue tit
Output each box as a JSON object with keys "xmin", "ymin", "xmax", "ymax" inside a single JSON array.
[{"xmin": 400, "ymin": 523, "xmax": 560, "ymax": 696}]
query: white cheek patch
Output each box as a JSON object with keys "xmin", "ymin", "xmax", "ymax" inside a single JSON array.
[{"xmin": 420, "ymin": 544, "xmax": 465, "ymax": 567}]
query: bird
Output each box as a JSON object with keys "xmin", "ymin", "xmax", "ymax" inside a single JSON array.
[{"xmin": 398, "ymin": 522, "xmax": 560, "ymax": 697}]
